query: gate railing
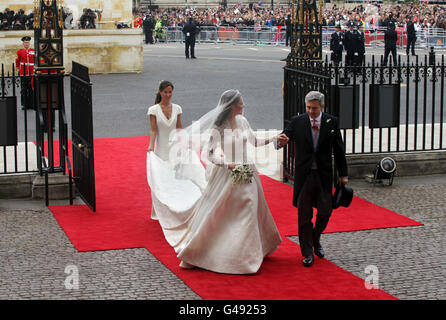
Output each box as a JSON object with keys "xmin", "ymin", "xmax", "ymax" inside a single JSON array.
[
  {"xmin": 70, "ymin": 62, "xmax": 96, "ymax": 212},
  {"xmin": 0, "ymin": 64, "xmax": 38, "ymax": 175},
  {"xmin": 283, "ymin": 55, "xmax": 446, "ymax": 181},
  {"xmin": 1, "ymin": 64, "xmax": 74, "ymax": 205}
]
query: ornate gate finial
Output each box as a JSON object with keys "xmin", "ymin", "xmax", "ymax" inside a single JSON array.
[
  {"xmin": 288, "ymin": 0, "xmax": 323, "ymax": 68},
  {"xmin": 34, "ymin": 0, "xmax": 64, "ymax": 74}
]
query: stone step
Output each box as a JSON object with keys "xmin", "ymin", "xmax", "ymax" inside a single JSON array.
[
  {"xmin": 0, "ymin": 173, "xmax": 35, "ymax": 199},
  {"xmin": 32, "ymin": 173, "xmax": 77, "ymax": 200}
]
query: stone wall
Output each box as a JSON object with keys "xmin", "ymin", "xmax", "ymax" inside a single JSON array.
[{"xmin": 0, "ymin": 29, "xmax": 143, "ymax": 74}]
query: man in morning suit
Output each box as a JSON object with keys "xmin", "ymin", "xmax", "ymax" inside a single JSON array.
[{"xmin": 276, "ymin": 91, "xmax": 349, "ymax": 267}]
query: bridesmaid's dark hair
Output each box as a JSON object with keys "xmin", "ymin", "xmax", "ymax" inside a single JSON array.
[{"xmin": 155, "ymin": 80, "xmax": 174, "ymax": 104}]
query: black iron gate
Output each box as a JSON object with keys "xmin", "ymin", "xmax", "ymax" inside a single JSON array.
[
  {"xmin": 283, "ymin": 59, "xmax": 331, "ymax": 181},
  {"xmin": 71, "ymin": 62, "xmax": 96, "ymax": 212},
  {"xmin": 283, "ymin": 55, "xmax": 446, "ymax": 181}
]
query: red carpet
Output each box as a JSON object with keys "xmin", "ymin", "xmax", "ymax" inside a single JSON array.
[
  {"xmin": 260, "ymin": 176, "xmax": 423, "ymax": 236},
  {"xmin": 48, "ymin": 136, "xmax": 421, "ymax": 299}
]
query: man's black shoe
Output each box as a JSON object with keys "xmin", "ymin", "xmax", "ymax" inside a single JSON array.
[
  {"xmin": 191, "ymin": 56, "xmax": 197, "ymax": 59},
  {"xmin": 302, "ymin": 255, "xmax": 314, "ymax": 267},
  {"xmin": 314, "ymin": 246, "xmax": 325, "ymax": 258}
]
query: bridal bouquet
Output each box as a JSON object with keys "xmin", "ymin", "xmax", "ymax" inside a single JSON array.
[{"xmin": 230, "ymin": 164, "xmax": 254, "ymax": 186}]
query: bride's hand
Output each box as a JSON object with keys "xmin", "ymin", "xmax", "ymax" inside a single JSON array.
[
  {"xmin": 147, "ymin": 147, "xmax": 153, "ymax": 152},
  {"xmin": 228, "ymin": 163, "xmax": 238, "ymax": 170}
]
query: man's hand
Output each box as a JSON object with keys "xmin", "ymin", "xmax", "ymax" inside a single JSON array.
[
  {"xmin": 277, "ymin": 134, "xmax": 290, "ymax": 148},
  {"xmin": 338, "ymin": 176, "xmax": 348, "ymax": 185}
]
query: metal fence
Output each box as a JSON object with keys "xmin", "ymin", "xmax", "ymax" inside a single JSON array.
[
  {"xmin": 0, "ymin": 64, "xmax": 71, "ymax": 178},
  {"xmin": 154, "ymin": 25, "xmax": 446, "ymax": 48},
  {"xmin": 163, "ymin": 25, "xmax": 288, "ymax": 45},
  {"xmin": 0, "ymin": 64, "xmax": 38, "ymax": 175},
  {"xmin": 283, "ymin": 55, "xmax": 446, "ymax": 180}
]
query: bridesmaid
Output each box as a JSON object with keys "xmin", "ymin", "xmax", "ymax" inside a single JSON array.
[
  {"xmin": 147, "ymin": 80, "xmax": 183, "ymax": 159},
  {"xmin": 147, "ymin": 81, "xmax": 183, "ymax": 220}
]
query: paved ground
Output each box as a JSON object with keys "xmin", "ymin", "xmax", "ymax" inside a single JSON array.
[
  {"xmin": 2, "ymin": 42, "xmax": 446, "ymax": 302},
  {"xmin": 1, "ymin": 174, "xmax": 445, "ymax": 300}
]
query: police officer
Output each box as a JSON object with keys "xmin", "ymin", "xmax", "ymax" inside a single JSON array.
[
  {"xmin": 383, "ymin": 21, "xmax": 398, "ymax": 66},
  {"xmin": 348, "ymin": 22, "xmax": 365, "ymax": 67},
  {"xmin": 285, "ymin": 14, "xmax": 292, "ymax": 47},
  {"xmin": 142, "ymin": 13, "xmax": 154, "ymax": 44},
  {"xmin": 182, "ymin": 17, "xmax": 199, "ymax": 59},
  {"xmin": 344, "ymin": 22, "xmax": 353, "ymax": 67},
  {"xmin": 330, "ymin": 24, "xmax": 344, "ymax": 66},
  {"xmin": 406, "ymin": 16, "xmax": 416, "ymax": 56},
  {"xmin": 354, "ymin": 22, "xmax": 365, "ymax": 66}
]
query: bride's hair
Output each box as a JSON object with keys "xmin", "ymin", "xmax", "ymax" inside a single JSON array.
[
  {"xmin": 213, "ymin": 89, "xmax": 241, "ymax": 127},
  {"xmin": 155, "ymin": 80, "xmax": 174, "ymax": 104}
]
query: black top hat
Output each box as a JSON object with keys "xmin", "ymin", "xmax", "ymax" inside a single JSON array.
[
  {"xmin": 21, "ymin": 36, "xmax": 31, "ymax": 42},
  {"xmin": 332, "ymin": 184, "xmax": 354, "ymax": 209}
]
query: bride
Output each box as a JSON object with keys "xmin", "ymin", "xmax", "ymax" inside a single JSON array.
[{"xmin": 147, "ymin": 89, "xmax": 282, "ymax": 274}]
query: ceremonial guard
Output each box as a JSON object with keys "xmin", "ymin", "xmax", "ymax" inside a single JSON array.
[
  {"xmin": 330, "ymin": 25, "xmax": 344, "ymax": 66},
  {"xmin": 16, "ymin": 36, "xmax": 35, "ymax": 110}
]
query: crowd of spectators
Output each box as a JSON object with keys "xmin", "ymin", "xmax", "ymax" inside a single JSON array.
[
  {"xmin": 2, "ymin": 3, "xmax": 446, "ymax": 32},
  {"xmin": 324, "ymin": 2, "xmax": 446, "ymax": 30},
  {"xmin": 133, "ymin": 4, "xmax": 290, "ymax": 30},
  {"xmin": 0, "ymin": 7, "xmax": 98, "ymax": 31},
  {"xmin": 0, "ymin": 8, "xmax": 33, "ymax": 30},
  {"xmin": 132, "ymin": 2, "xmax": 446, "ymax": 31}
]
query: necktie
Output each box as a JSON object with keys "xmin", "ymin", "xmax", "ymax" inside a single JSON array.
[{"xmin": 312, "ymin": 119, "xmax": 319, "ymax": 137}]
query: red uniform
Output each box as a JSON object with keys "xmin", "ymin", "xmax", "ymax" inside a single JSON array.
[
  {"xmin": 16, "ymin": 48, "xmax": 35, "ymax": 76},
  {"xmin": 134, "ymin": 16, "xmax": 142, "ymax": 28}
]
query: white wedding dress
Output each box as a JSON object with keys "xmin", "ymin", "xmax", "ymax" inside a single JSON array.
[{"xmin": 147, "ymin": 108, "xmax": 282, "ymax": 274}]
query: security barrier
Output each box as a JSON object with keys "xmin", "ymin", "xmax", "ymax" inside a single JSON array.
[
  {"xmin": 160, "ymin": 25, "xmax": 446, "ymax": 48},
  {"xmin": 164, "ymin": 26, "xmax": 288, "ymax": 45}
]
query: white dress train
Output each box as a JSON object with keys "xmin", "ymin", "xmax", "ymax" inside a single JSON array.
[{"xmin": 147, "ymin": 111, "xmax": 282, "ymax": 274}]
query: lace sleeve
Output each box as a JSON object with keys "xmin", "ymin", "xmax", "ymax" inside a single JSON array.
[
  {"xmin": 238, "ymin": 115, "xmax": 275, "ymax": 147},
  {"xmin": 206, "ymin": 128, "xmax": 229, "ymax": 169}
]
